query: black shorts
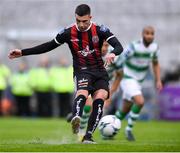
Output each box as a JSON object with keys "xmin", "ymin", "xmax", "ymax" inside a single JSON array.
[{"xmin": 74, "ymin": 70, "xmax": 110, "ymax": 96}]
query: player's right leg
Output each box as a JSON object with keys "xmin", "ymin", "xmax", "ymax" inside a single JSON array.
[
  {"xmin": 115, "ymin": 78, "xmax": 134, "ymax": 120},
  {"xmin": 115, "ymin": 100, "xmax": 135, "ymax": 141},
  {"xmin": 71, "ymin": 89, "xmax": 88, "ymax": 134},
  {"xmin": 115, "ymin": 78, "xmax": 143, "ymax": 141},
  {"xmin": 71, "ymin": 72, "xmax": 91, "ymax": 134},
  {"xmin": 125, "ymin": 95, "xmax": 144, "ymax": 141}
]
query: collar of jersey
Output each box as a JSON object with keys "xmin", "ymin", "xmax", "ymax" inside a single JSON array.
[{"xmin": 75, "ymin": 21, "xmax": 92, "ymax": 32}]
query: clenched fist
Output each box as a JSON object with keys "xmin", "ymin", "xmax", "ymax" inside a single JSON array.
[{"xmin": 8, "ymin": 49, "xmax": 22, "ymax": 59}]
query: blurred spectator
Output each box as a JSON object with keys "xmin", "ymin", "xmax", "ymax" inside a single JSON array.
[
  {"xmin": 50, "ymin": 57, "xmax": 74, "ymax": 117},
  {"xmin": 162, "ymin": 64, "xmax": 180, "ymax": 85},
  {"xmin": 0, "ymin": 61, "xmax": 11, "ymax": 115},
  {"xmin": 29, "ymin": 56, "xmax": 52, "ymax": 117},
  {"xmin": 1, "ymin": 86, "xmax": 15, "ymax": 116},
  {"xmin": 9, "ymin": 62, "xmax": 33, "ymax": 117}
]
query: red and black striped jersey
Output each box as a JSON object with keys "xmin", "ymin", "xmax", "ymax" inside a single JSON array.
[
  {"xmin": 54, "ymin": 22, "xmax": 115, "ymax": 71},
  {"xmin": 22, "ymin": 22, "xmax": 123, "ymax": 71}
]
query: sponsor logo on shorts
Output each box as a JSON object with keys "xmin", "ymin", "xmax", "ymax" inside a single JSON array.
[{"xmin": 78, "ymin": 78, "xmax": 88, "ymax": 88}]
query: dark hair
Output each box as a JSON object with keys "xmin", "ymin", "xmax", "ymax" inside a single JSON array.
[{"xmin": 75, "ymin": 4, "xmax": 91, "ymax": 16}]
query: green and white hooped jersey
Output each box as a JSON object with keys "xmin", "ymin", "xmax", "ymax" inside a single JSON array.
[{"xmin": 122, "ymin": 39, "xmax": 159, "ymax": 82}]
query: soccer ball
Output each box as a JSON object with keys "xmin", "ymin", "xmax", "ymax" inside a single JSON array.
[{"xmin": 98, "ymin": 115, "xmax": 121, "ymax": 139}]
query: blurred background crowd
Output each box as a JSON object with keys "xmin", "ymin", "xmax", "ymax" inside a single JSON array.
[{"xmin": 0, "ymin": 56, "xmax": 74, "ymax": 117}]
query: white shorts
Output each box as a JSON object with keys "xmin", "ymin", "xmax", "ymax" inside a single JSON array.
[{"xmin": 120, "ymin": 78, "xmax": 142, "ymax": 101}]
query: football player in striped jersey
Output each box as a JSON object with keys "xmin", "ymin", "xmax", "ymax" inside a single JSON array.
[{"xmin": 114, "ymin": 26, "xmax": 163, "ymax": 141}]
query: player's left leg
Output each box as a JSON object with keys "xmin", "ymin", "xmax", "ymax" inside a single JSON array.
[
  {"xmin": 118, "ymin": 78, "xmax": 144, "ymax": 141},
  {"xmin": 82, "ymin": 89, "xmax": 108, "ymax": 144},
  {"xmin": 125, "ymin": 94, "xmax": 144, "ymax": 141},
  {"xmin": 71, "ymin": 72, "xmax": 91, "ymax": 134}
]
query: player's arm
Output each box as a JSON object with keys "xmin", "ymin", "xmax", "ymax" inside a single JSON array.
[
  {"xmin": 107, "ymin": 37, "xmax": 123, "ymax": 56},
  {"xmin": 105, "ymin": 37, "xmax": 123, "ymax": 66},
  {"xmin": 105, "ymin": 42, "xmax": 134, "ymax": 70},
  {"xmin": 104, "ymin": 70, "xmax": 123, "ymax": 108},
  {"xmin": 110, "ymin": 70, "xmax": 123, "ymax": 96},
  {"xmin": 97, "ymin": 25, "xmax": 123, "ymax": 66},
  {"xmin": 8, "ymin": 40, "xmax": 59, "ymax": 59},
  {"xmin": 152, "ymin": 48, "xmax": 163, "ymax": 92},
  {"xmin": 114, "ymin": 42, "xmax": 135, "ymax": 66},
  {"xmin": 152, "ymin": 60, "xmax": 163, "ymax": 92},
  {"xmin": 8, "ymin": 28, "xmax": 67, "ymax": 59}
]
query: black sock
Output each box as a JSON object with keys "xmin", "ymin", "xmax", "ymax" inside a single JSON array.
[
  {"xmin": 72, "ymin": 95, "xmax": 86, "ymax": 117},
  {"xmin": 85, "ymin": 99, "xmax": 104, "ymax": 138}
]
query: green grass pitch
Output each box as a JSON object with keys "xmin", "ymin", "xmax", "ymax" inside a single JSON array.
[{"xmin": 0, "ymin": 117, "xmax": 180, "ymax": 152}]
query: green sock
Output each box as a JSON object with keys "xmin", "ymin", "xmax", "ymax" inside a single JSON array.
[
  {"xmin": 126, "ymin": 104, "xmax": 142, "ymax": 131},
  {"xmin": 115, "ymin": 110, "xmax": 128, "ymax": 120},
  {"xmin": 80, "ymin": 105, "xmax": 91, "ymax": 131},
  {"xmin": 131, "ymin": 104, "xmax": 142, "ymax": 114},
  {"xmin": 83, "ymin": 105, "xmax": 91, "ymax": 113}
]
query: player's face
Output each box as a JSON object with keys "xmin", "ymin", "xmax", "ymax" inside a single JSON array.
[
  {"xmin": 75, "ymin": 14, "xmax": 92, "ymax": 32},
  {"xmin": 143, "ymin": 28, "xmax": 155, "ymax": 45}
]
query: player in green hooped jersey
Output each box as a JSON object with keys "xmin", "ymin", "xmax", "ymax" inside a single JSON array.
[{"xmin": 113, "ymin": 26, "xmax": 163, "ymax": 141}]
